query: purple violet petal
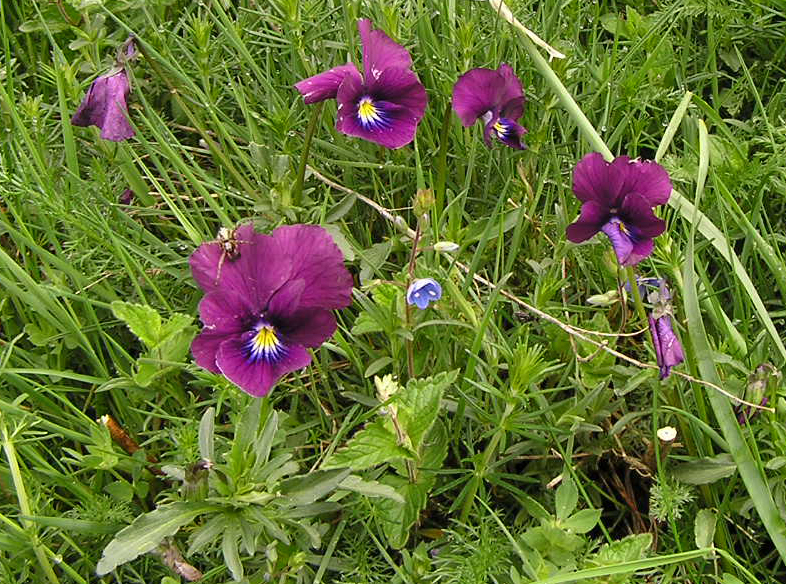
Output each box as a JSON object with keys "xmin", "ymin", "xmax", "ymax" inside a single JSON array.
[
  {"xmin": 189, "ymin": 224, "xmax": 293, "ymax": 305},
  {"xmin": 358, "ymin": 19, "xmax": 413, "ymax": 83},
  {"xmin": 452, "ymin": 67, "xmax": 507, "ymax": 127},
  {"xmin": 625, "ymin": 237, "xmax": 655, "ymax": 266},
  {"xmin": 366, "ymin": 67, "xmax": 427, "ymax": 118},
  {"xmin": 278, "ymin": 308, "xmax": 338, "ymax": 348},
  {"xmin": 488, "ymin": 117, "xmax": 527, "ymax": 150},
  {"xmin": 566, "ymin": 200, "xmax": 609, "ymax": 243},
  {"xmin": 191, "ymin": 327, "xmax": 236, "ymax": 373},
  {"xmin": 198, "ymin": 289, "xmax": 253, "ymax": 329},
  {"xmin": 336, "ymin": 68, "xmax": 426, "ymax": 149},
  {"xmin": 216, "ymin": 335, "xmax": 312, "ymax": 397},
  {"xmin": 650, "ymin": 315, "xmax": 684, "ymax": 379},
  {"xmin": 71, "ymin": 71, "xmax": 135, "ymax": 142},
  {"xmin": 295, "ymin": 63, "xmax": 361, "ymax": 104},
  {"xmin": 572, "ymin": 152, "xmax": 613, "ymax": 205},
  {"xmin": 497, "ymin": 63, "xmax": 525, "ymax": 120},
  {"xmin": 268, "ymin": 225, "xmax": 353, "ymax": 310},
  {"xmin": 601, "ymin": 217, "xmax": 636, "ymax": 266},
  {"xmin": 619, "ymin": 193, "xmax": 667, "ymax": 238},
  {"xmin": 622, "ymin": 158, "xmax": 673, "ymax": 206}
]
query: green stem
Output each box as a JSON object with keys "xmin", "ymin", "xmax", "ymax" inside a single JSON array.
[
  {"xmin": 292, "ymin": 101, "xmax": 324, "ymax": 207},
  {"xmin": 1, "ymin": 420, "xmax": 60, "ymax": 584},
  {"xmin": 625, "ymin": 265, "xmax": 648, "ymax": 324},
  {"xmin": 459, "ymin": 402, "xmax": 514, "ymax": 523},
  {"xmin": 434, "ymin": 103, "xmax": 452, "ymax": 224}
]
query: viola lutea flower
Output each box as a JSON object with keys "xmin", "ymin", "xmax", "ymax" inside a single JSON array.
[
  {"xmin": 406, "ymin": 278, "xmax": 442, "ymax": 310},
  {"xmin": 452, "ymin": 64, "xmax": 527, "ymax": 149},
  {"xmin": 295, "ymin": 19, "xmax": 427, "ymax": 149},
  {"xmin": 189, "ymin": 224, "xmax": 353, "ymax": 397},
  {"xmin": 566, "ymin": 153, "xmax": 673, "ymax": 266},
  {"xmin": 646, "ymin": 281, "xmax": 684, "ymax": 379},
  {"xmin": 71, "ymin": 38, "xmax": 137, "ymax": 142}
]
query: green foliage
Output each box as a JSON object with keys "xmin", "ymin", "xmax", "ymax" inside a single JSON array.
[
  {"xmin": 3, "ymin": 0, "xmax": 786, "ymax": 581},
  {"xmin": 111, "ymin": 301, "xmax": 197, "ymax": 386}
]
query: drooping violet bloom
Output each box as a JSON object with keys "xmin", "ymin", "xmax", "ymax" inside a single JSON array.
[
  {"xmin": 647, "ymin": 281, "xmax": 684, "ymax": 379},
  {"xmin": 189, "ymin": 224, "xmax": 353, "ymax": 397},
  {"xmin": 566, "ymin": 153, "xmax": 673, "ymax": 266},
  {"xmin": 406, "ymin": 278, "xmax": 442, "ymax": 310},
  {"xmin": 452, "ymin": 64, "xmax": 527, "ymax": 150},
  {"xmin": 119, "ymin": 188, "xmax": 134, "ymax": 205},
  {"xmin": 294, "ymin": 19, "xmax": 427, "ymax": 149},
  {"xmin": 72, "ymin": 38, "xmax": 137, "ymax": 142}
]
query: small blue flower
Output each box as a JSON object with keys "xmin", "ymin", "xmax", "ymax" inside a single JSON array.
[{"xmin": 406, "ymin": 278, "xmax": 442, "ymax": 310}]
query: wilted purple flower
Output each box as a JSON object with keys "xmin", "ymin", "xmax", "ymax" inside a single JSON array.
[
  {"xmin": 647, "ymin": 281, "xmax": 684, "ymax": 379},
  {"xmin": 72, "ymin": 39, "xmax": 137, "ymax": 142},
  {"xmin": 119, "ymin": 188, "xmax": 134, "ymax": 205},
  {"xmin": 295, "ymin": 19, "xmax": 427, "ymax": 149},
  {"xmin": 406, "ymin": 278, "xmax": 442, "ymax": 310},
  {"xmin": 566, "ymin": 153, "xmax": 673, "ymax": 266},
  {"xmin": 190, "ymin": 224, "xmax": 353, "ymax": 397},
  {"xmin": 452, "ymin": 64, "xmax": 527, "ymax": 150}
]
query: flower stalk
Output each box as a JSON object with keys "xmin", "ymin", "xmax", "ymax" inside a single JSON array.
[{"xmin": 292, "ymin": 101, "xmax": 323, "ymax": 207}]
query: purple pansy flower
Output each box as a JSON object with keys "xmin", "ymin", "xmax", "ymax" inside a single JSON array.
[
  {"xmin": 452, "ymin": 64, "xmax": 527, "ymax": 150},
  {"xmin": 647, "ymin": 281, "xmax": 684, "ymax": 379},
  {"xmin": 189, "ymin": 224, "xmax": 353, "ymax": 397},
  {"xmin": 72, "ymin": 39, "xmax": 137, "ymax": 142},
  {"xmin": 406, "ymin": 278, "xmax": 442, "ymax": 310},
  {"xmin": 566, "ymin": 153, "xmax": 673, "ymax": 266},
  {"xmin": 294, "ymin": 19, "xmax": 427, "ymax": 149}
]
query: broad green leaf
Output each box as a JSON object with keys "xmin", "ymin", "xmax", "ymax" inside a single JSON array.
[
  {"xmin": 322, "ymin": 418, "xmax": 415, "ymax": 471},
  {"xmin": 694, "ymin": 509, "xmax": 717, "ymax": 549},
  {"xmin": 111, "ymin": 301, "xmax": 162, "ymax": 349},
  {"xmin": 563, "ymin": 509, "xmax": 601, "ymax": 534},
  {"xmin": 375, "ymin": 475, "xmax": 432, "ymax": 549},
  {"xmin": 396, "ymin": 370, "xmax": 456, "ymax": 453},
  {"xmin": 96, "ymin": 502, "xmax": 216, "ymax": 575},
  {"xmin": 338, "ymin": 475, "xmax": 405, "ymax": 503},
  {"xmin": 279, "ymin": 468, "xmax": 351, "ymax": 506},
  {"xmin": 672, "ymin": 454, "xmax": 737, "ymax": 485},
  {"xmin": 555, "ymin": 477, "xmax": 578, "ymax": 522}
]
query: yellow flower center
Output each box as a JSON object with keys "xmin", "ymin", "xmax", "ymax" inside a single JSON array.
[
  {"xmin": 494, "ymin": 120, "xmax": 507, "ymax": 137},
  {"xmin": 252, "ymin": 325, "xmax": 279, "ymax": 352},
  {"xmin": 358, "ymin": 97, "xmax": 382, "ymax": 125}
]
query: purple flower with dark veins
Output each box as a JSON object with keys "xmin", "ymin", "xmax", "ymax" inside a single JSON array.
[
  {"xmin": 295, "ymin": 19, "xmax": 427, "ymax": 149},
  {"xmin": 189, "ymin": 224, "xmax": 353, "ymax": 397},
  {"xmin": 566, "ymin": 153, "xmax": 673, "ymax": 266},
  {"xmin": 452, "ymin": 64, "xmax": 527, "ymax": 150},
  {"xmin": 647, "ymin": 281, "xmax": 684, "ymax": 379},
  {"xmin": 72, "ymin": 38, "xmax": 137, "ymax": 142}
]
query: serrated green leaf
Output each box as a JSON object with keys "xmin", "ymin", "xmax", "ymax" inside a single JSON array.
[
  {"xmin": 375, "ymin": 475, "xmax": 432, "ymax": 549},
  {"xmin": 111, "ymin": 301, "xmax": 161, "ymax": 348},
  {"xmin": 96, "ymin": 502, "xmax": 216, "ymax": 575},
  {"xmin": 322, "ymin": 418, "xmax": 414, "ymax": 471},
  {"xmin": 396, "ymin": 370, "xmax": 456, "ymax": 454}
]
